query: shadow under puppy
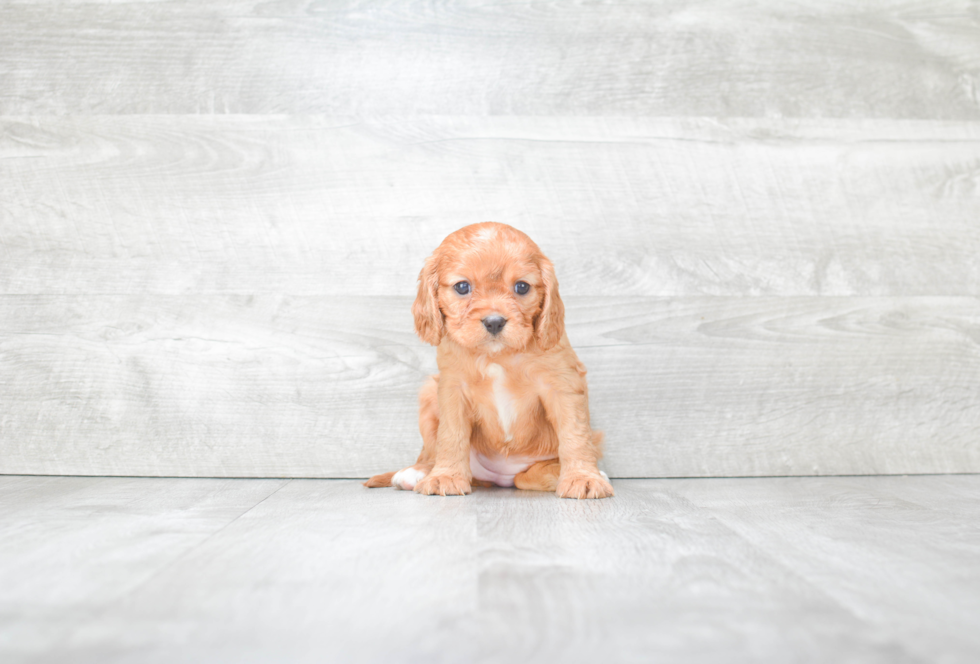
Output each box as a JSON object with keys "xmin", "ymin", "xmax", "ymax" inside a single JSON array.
[{"xmin": 365, "ymin": 222, "xmax": 613, "ymax": 499}]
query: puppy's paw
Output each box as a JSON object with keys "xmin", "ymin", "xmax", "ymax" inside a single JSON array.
[
  {"xmin": 556, "ymin": 471, "xmax": 614, "ymax": 499},
  {"xmin": 391, "ymin": 466, "xmax": 428, "ymax": 491},
  {"xmin": 414, "ymin": 471, "xmax": 472, "ymax": 496}
]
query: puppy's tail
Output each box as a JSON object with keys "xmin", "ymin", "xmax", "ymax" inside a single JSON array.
[{"xmin": 363, "ymin": 471, "xmax": 396, "ymax": 488}]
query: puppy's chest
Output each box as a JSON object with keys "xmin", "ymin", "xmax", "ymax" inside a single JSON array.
[{"xmin": 471, "ymin": 362, "xmax": 539, "ymax": 443}]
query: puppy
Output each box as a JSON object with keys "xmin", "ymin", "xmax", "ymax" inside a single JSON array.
[{"xmin": 365, "ymin": 222, "xmax": 613, "ymax": 499}]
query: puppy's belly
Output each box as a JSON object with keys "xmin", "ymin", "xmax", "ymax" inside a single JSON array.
[{"xmin": 470, "ymin": 450, "xmax": 554, "ymax": 488}]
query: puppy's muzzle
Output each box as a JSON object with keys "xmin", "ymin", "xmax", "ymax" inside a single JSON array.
[{"xmin": 482, "ymin": 315, "xmax": 507, "ymax": 336}]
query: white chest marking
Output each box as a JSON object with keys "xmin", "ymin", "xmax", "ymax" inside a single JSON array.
[{"xmin": 486, "ymin": 363, "xmax": 516, "ymax": 442}]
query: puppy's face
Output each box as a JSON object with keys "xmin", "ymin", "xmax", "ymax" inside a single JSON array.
[{"xmin": 413, "ymin": 223, "xmax": 564, "ymax": 353}]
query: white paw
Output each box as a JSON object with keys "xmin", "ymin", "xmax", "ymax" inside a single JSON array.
[{"xmin": 392, "ymin": 467, "xmax": 427, "ymax": 491}]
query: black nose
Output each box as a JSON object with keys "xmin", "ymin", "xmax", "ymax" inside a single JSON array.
[{"xmin": 482, "ymin": 315, "xmax": 507, "ymax": 336}]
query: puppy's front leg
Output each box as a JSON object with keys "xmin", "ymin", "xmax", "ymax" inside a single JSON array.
[
  {"xmin": 414, "ymin": 377, "xmax": 473, "ymax": 496},
  {"xmin": 549, "ymin": 392, "xmax": 614, "ymax": 499}
]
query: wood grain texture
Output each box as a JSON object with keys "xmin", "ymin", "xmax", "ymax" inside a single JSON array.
[
  {"xmin": 2, "ymin": 295, "xmax": 977, "ymax": 477},
  {"xmin": 1, "ymin": 0, "xmax": 979, "ymax": 117},
  {"xmin": 2, "ymin": 116, "xmax": 979, "ymax": 297},
  {"xmin": 2, "ymin": 476, "xmax": 978, "ymax": 663},
  {"xmin": 0, "ymin": 476, "xmax": 289, "ymax": 663},
  {"xmin": 2, "ymin": 1, "xmax": 979, "ymax": 479}
]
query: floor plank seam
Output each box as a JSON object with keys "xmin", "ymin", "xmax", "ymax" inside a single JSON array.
[{"xmin": 46, "ymin": 478, "xmax": 294, "ymax": 653}]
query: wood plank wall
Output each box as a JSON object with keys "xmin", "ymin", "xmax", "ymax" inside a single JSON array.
[{"xmin": 1, "ymin": 1, "xmax": 978, "ymax": 478}]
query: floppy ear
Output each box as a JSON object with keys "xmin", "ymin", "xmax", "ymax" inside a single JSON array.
[
  {"xmin": 535, "ymin": 257, "xmax": 565, "ymax": 350},
  {"xmin": 412, "ymin": 254, "xmax": 444, "ymax": 346}
]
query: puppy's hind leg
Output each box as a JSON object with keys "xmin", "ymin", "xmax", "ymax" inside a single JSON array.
[
  {"xmin": 364, "ymin": 376, "xmax": 440, "ymax": 490},
  {"xmin": 514, "ymin": 458, "xmax": 561, "ymax": 492},
  {"xmin": 513, "ymin": 433, "xmax": 611, "ymax": 497}
]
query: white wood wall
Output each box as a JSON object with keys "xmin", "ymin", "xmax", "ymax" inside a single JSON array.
[{"xmin": 1, "ymin": 1, "xmax": 979, "ymax": 478}]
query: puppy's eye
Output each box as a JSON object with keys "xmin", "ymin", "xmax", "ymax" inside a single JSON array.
[
  {"xmin": 454, "ymin": 281, "xmax": 470, "ymax": 295},
  {"xmin": 514, "ymin": 281, "xmax": 530, "ymax": 295}
]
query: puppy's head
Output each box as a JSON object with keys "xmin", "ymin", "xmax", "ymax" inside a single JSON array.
[{"xmin": 413, "ymin": 222, "xmax": 564, "ymax": 353}]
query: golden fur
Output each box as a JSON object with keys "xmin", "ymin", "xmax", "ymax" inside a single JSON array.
[{"xmin": 365, "ymin": 222, "xmax": 613, "ymax": 499}]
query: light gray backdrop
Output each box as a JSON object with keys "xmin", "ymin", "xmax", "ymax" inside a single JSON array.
[{"xmin": 1, "ymin": 0, "xmax": 979, "ymax": 478}]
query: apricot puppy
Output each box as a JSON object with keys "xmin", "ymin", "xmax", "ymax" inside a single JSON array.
[{"xmin": 365, "ymin": 222, "xmax": 613, "ymax": 499}]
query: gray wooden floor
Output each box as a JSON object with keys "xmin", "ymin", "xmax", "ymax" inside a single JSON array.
[{"xmin": 2, "ymin": 475, "xmax": 979, "ymax": 664}]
